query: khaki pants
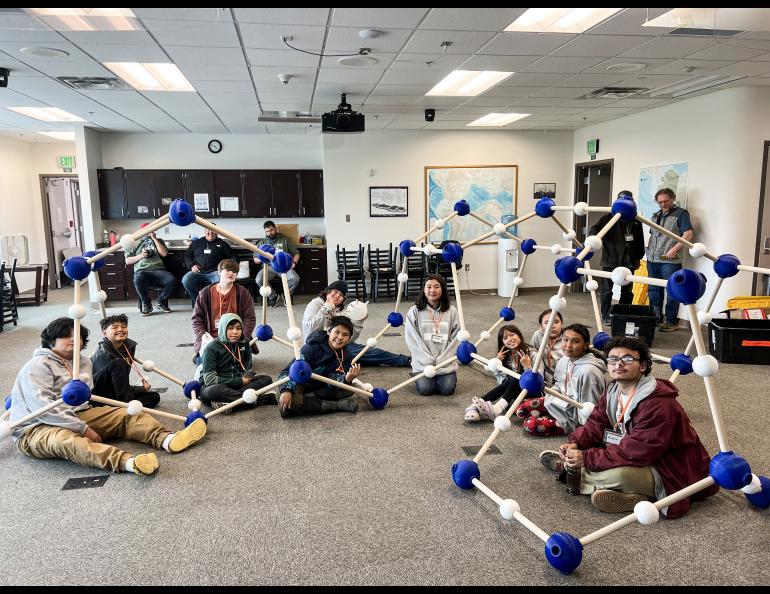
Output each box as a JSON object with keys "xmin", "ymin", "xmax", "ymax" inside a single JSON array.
[
  {"xmin": 579, "ymin": 465, "xmax": 657, "ymax": 497},
  {"xmin": 17, "ymin": 406, "xmax": 171, "ymax": 473}
]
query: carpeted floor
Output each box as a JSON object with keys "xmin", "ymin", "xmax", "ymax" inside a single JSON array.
[{"xmin": 0, "ymin": 287, "xmax": 768, "ymax": 585}]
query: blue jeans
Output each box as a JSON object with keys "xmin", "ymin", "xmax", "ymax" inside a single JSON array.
[
  {"xmin": 133, "ymin": 269, "xmax": 178, "ymax": 305},
  {"xmin": 347, "ymin": 342, "xmax": 411, "ymax": 367},
  {"xmin": 256, "ymin": 266, "xmax": 300, "ymax": 295},
  {"xmin": 182, "ymin": 271, "xmax": 219, "ymax": 303},
  {"xmin": 415, "ymin": 372, "xmax": 457, "ymax": 395},
  {"xmin": 647, "ymin": 261, "xmax": 682, "ymax": 324}
]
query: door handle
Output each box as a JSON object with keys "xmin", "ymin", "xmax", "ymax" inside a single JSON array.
[
  {"xmin": 303, "ymin": 206, "xmax": 306, "ymax": 216},
  {"xmin": 764, "ymin": 237, "xmax": 770, "ymax": 254}
]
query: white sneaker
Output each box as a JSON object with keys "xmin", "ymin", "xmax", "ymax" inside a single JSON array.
[{"xmin": 464, "ymin": 404, "xmax": 480, "ymax": 422}]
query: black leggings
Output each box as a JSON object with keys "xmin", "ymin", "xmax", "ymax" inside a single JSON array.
[{"xmin": 480, "ymin": 375, "xmax": 543, "ymax": 411}]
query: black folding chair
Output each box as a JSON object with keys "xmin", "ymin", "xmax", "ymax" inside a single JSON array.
[
  {"xmin": 335, "ymin": 244, "xmax": 367, "ymax": 300},
  {"xmin": 367, "ymin": 243, "xmax": 397, "ymax": 302}
]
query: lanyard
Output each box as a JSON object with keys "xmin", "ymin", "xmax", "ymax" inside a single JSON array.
[
  {"xmin": 333, "ymin": 347, "xmax": 345, "ymax": 374},
  {"xmin": 429, "ymin": 308, "xmax": 445, "ymax": 335},
  {"xmin": 224, "ymin": 343, "xmax": 246, "ymax": 372},
  {"xmin": 119, "ymin": 344, "xmax": 147, "ymax": 382},
  {"xmin": 614, "ymin": 385, "xmax": 637, "ymax": 431}
]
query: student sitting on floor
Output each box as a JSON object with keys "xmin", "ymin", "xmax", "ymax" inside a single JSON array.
[
  {"xmin": 199, "ymin": 313, "xmax": 276, "ymax": 414},
  {"xmin": 278, "ymin": 316, "xmax": 361, "ymax": 418},
  {"xmin": 9, "ymin": 318, "xmax": 207, "ymax": 477},
  {"xmin": 90, "ymin": 314, "xmax": 160, "ymax": 409},
  {"xmin": 529, "ymin": 309, "xmax": 564, "ymax": 388}
]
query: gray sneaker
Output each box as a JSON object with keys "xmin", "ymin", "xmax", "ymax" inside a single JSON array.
[
  {"xmin": 210, "ymin": 401, "xmax": 232, "ymax": 415},
  {"xmin": 591, "ymin": 489, "xmax": 649, "ymax": 513}
]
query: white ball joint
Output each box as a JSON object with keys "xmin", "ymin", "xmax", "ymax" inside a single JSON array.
[
  {"xmin": 584, "ymin": 235, "xmax": 603, "ymax": 252},
  {"xmin": 550, "ymin": 243, "xmax": 563, "ymax": 255},
  {"xmin": 68, "ymin": 304, "xmax": 87, "ymax": 320},
  {"xmin": 585, "ymin": 280, "xmax": 599, "ymax": 292},
  {"xmin": 142, "ymin": 360, "xmax": 156, "ymax": 372},
  {"xmin": 259, "ymin": 285, "xmax": 273, "ymax": 298},
  {"xmin": 434, "ymin": 218, "xmax": 446, "ymax": 229},
  {"xmin": 242, "ymin": 389, "xmax": 258, "ymax": 404},
  {"xmin": 0, "ymin": 420, "xmax": 12, "ymax": 439},
  {"xmin": 479, "ymin": 331, "xmax": 491, "ymax": 341},
  {"xmin": 397, "ymin": 272, "xmax": 409, "ymax": 284},
  {"xmin": 697, "ymin": 311, "xmax": 713, "ymax": 326},
  {"xmin": 126, "ymin": 400, "xmax": 143, "ymax": 416},
  {"xmin": 692, "ymin": 355, "xmax": 719, "ymax": 377},
  {"xmin": 499, "ymin": 499, "xmax": 520, "ymax": 520},
  {"xmin": 286, "ymin": 327, "xmax": 302, "ymax": 342},
  {"xmin": 513, "ymin": 277, "xmax": 524, "ymax": 287},
  {"xmin": 188, "ymin": 398, "xmax": 202, "ymax": 412},
  {"xmin": 120, "ymin": 234, "xmax": 137, "ymax": 251},
  {"xmin": 494, "ymin": 416, "xmax": 512, "ymax": 433},
  {"xmin": 423, "ymin": 365, "xmax": 437, "ymax": 378},
  {"xmin": 611, "ymin": 267, "xmax": 632, "ymax": 286},
  {"xmin": 573, "ymin": 201, "xmax": 589, "ymax": 216},
  {"xmin": 91, "ymin": 290, "xmax": 107, "ymax": 304},
  {"xmin": 549, "ymin": 295, "xmax": 567, "ymax": 313},
  {"xmin": 634, "ymin": 500, "xmax": 660, "ymax": 526},
  {"xmin": 562, "ymin": 229, "xmax": 576, "ymax": 241},
  {"xmin": 689, "ymin": 243, "xmax": 708, "ymax": 259},
  {"xmin": 457, "ymin": 330, "xmax": 471, "ymax": 343},
  {"xmin": 366, "ymin": 337, "xmax": 378, "ymax": 348},
  {"xmin": 486, "ymin": 357, "xmax": 501, "ymax": 373},
  {"xmin": 494, "ymin": 223, "xmax": 507, "ymax": 237}
]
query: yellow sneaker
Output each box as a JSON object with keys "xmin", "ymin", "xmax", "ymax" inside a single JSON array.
[
  {"xmin": 131, "ymin": 453, "xmax": 159, "ymax": 476},
  {"xmin": 168, "ymin": 418, "xmax": 207, "ymax": 453}
]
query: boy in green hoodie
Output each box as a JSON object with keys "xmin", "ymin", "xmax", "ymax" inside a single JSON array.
[{"xmin": 199, "ymin": 313, "xmax": 276, "ymax": 413}]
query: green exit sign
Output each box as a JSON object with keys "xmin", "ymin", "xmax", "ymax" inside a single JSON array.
[
  {"xmin": 587, "ymin": 138, "xmax": 599, "ymax": 156},
  {"xmin": 57, "ymin": 155, "xmax": 76, "ymax": 169}
]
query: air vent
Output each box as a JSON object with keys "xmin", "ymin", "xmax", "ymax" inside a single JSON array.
[
  {"xmin": 668, "ymin": 27, "xmax": 743, "ymax": 37},
  {"xmin": 57, "ymin": 77, "xmax": 130, "ymax": 90},
  {"xmin": 580, "ymin": 87, "xmax": 648, "ymax": 100}
]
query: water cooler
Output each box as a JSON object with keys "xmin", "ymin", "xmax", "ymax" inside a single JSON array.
[{"xmin": 497, "ymin": 214, "xmax": 519, "ymax": 298}]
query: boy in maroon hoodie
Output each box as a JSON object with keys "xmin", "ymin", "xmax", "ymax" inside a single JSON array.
[{"xmin": 540, "ymin": 336, "xmax": 718, "ymax": 517}]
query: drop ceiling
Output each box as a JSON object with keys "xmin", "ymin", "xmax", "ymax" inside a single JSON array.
[{"xmin": 2, "ymin": 7, "xmax": 770, "ymax": 140}]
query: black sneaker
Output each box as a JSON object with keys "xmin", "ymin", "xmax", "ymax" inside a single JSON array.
[
  {"xmin": 157, "ymin": 300, "xmax": 172, "ymax": 313},
  {"xmin": 140, "ymin": 302, "xmax": 153, "ymax": 316},
  {"xmin": 257, "ymin": 392, "xmax": 278, "ymax": 406},
  {"xmin": 268, "ymin": 295, "xmax": 278, "ymax": 307}
]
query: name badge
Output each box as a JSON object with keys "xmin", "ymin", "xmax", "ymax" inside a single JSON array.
[
  {"xmin": 431, "ymin": 334, "xmax": 443, "ymax": 344},
  {"xmin": 204, "ymin": 249, "xmax": 212, "ymax": 254},
  {"xmin": 603, "ymin": 429, "xmax": 623, "ymax": 446},
  {"xmin": 624, "ymin": 234, "xmax": 634, "ymax": 242}
]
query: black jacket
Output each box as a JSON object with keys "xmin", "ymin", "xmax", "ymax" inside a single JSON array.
[
  {"xmin": 589, "ymin": 213, "xmax": 645, "ymax": 269},
  {"xmin": 184, "ymin": 238, "xmax": 234, "ymax": 272},
  {"xmin": 278, "ymin": 330, "xmax": 352, "ymax": 393},
  {"xmin": 91, "ymin": 337, "xmax": 137, "ymax": 376}
]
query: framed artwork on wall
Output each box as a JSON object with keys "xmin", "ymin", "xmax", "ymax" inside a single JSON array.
[
  {"xmin": 425, "ymin": 165, "xmax": 518, "ymax": 243},
  {"xmin": 370, "ymin": 186, "xmax": 408, "ymax": 217},
  {"xmin": 534, "ymin": 182, "xmax": 556, "ymax": 200}
]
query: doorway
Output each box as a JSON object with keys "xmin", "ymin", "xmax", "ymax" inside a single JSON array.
[
  {"xmin": 754, "ymin": 141, "xmax": 770, "ymax": 296},
  {"xmin": 40, "ymin": 176, "xmax": 84, "ymax": 289}
]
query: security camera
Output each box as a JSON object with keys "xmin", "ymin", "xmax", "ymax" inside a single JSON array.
[
  {"xmin": 424, "ymin": 108, "xmax": 435, "ymax": 122},
  {"xmin": 278, "ymin": 73, "xmax": 291, "ymax": 85},
  {"xmin": 0, "ymin": 68, "xmax": 9, "ymax": 88}
]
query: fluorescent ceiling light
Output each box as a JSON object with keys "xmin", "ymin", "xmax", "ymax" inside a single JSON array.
[
  {"xmin": 670, "ymin": 75, "xmax": 747, "ymax": 97},
  {"xmin": 6, "ymin": 107, "xmax": 85, "ymax": 122},
  {"xmin": 426, "ymin": 71, "xmax": 514, "ymax": 97},
  {"xmin": 28, "ymin": 8, "xmax": 139, "ymax": 31},
  {"xmin": 643, "ymin": 8, "xmax": 770, "ymax": 31},
  {"xmin": 39, "ymin": 131, "xmax": 76, "ymax": 141},
  {"xmin": 466, "ymin": 113, "xmax": 531, "ymax": 127},
  {"xmin": 103, "ymin": 62, "xmax": 195, "ymax": 92},
  {"xmin": 506, "ymin": 8, "xmax": 623, "ymax": 33}
]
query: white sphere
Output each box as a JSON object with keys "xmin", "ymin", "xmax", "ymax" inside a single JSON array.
[
  {"xmin": 494, "ymin": 416, "xmax": 512, "ymax": 432},
  {"xmin": 486, "ymin": 357, "xmax": 501, "ymax": 373},
  {"xmin": 259, "ymin": 285, "xmax": 273, "ymax": 297},
  {"xmin": 287, "ymin": 326, "xmax": 302, "ymax": 341},
  {"xmin": 693, "ymin": 355, "xmax": 719, "ymax": 377},
  {"xmin": 435, "ymin": 218, "xmax": 445, "ymax": 229},
  {"xmin": 513, "ymin": 277, "xmax": 524, "ymax": 287},
  {"xmin": 188, "ymin": 398, "xmax": 201, "ymax": 412},
  {"xmin": 457, "ymin": 330, "xmax": 471, "ymax": 343},
  {"xmin": 494, "ymin": 223, "xmax": 507, "ymax": 236},
  {"xmin": 91, "ymin": 290, "xmax": 107, "ymax": 303},
  {"xmin": 366, "ymin": 337, "xmax": 378, "ymax": 348},
  {"xmin": 697, "ymin": 311, "xmax": 713, "ymax": 326},
  {"xmin": 499, "ymin": 499, "xmax": 520, "ymax": 520},
  {"xmin": 550, "ymin": 243, "xmax": 563, "ymax": 255},
  {"xmin": 578, "ymin": 401, "xmax": 595, "ymax": 424},
  {"xmin": 611, "ymin": 267, "xmax": 632, "ymax": 286},
  {"xmin": 634, "ymin": 501, "xmax": 660, "ymax": 525},
  {"xmin": 585, "ymin": 280, "xmax": 599, "ymax": 292},
  {"xmin": 0, "ymin": 420, "xmax": 11, "ymax": 439},
  {"xmin": 142, "ymin": 360, "xmax": 156, "ymax": 372},
  {"xmin": 423, "ymin": 365, "xmax": 437, "ymax": 378},
  {"xmin": 425, "ymin": 244, "xmax": 442, "ymax": 256},
  {"xmin": 573, "ymin": 201, "xmax": 589, "ymax": 216},
  {"xmin": 549, "ymin": 295, "xmax": 567, "ymax": 313},
  {"xmin": 126, "ymin": 400, "xmax": 143, "ymax": 416},
  {"xmin": 480, "ymin": 331, "xmax": 491, "ymax": 341},
  {"xmin": 397, "ymin": 272, "xmax": 409, "ymax": 284},
  {"xmin": 741, "ymin": 474, "xmax": 762, "ymax": 495},
  {"xmin": 562, "ymin": 229, "xmax": 576, "ymax": 241},
  {"xmin": 689, "ymin": 243, "xmax": 708, "ymax": 258},
  {"xmin": 242, "ymin": 389, "xmax": 258, "ymax": 404},
  {"xmin": 68, "ymin": 304, "xmax": 87, "ymax": 320},
  {"xmin": 120, "ymin": 234, "xmax": 137, "ymax": 250},
  {"xmin": 584, "ymin": 235, "xmax": 603, "ymax": 252}
]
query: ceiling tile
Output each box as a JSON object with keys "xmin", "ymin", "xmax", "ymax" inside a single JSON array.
[
  {"xmin": 364, "ymin": 95, "xmax": 420, "ymax": 106},
  {"xmin": 330, "ymin": 8, "xmax": 429, "ymax": 28},
  {"xmin": 319, "ymin": 54, "xmax": 396, "ymax": 69},
  {"xmin": 246, "ymin": 48, "xmax": 319, "ymax": 68},
  {"xmin": 326, "ymin": 27, "xmax": 412, "ymax": 53},
  {"xmin": 240, "ymin": 23, "xmax": 326, "ymax": 50},
  {"xmin": 379, "ymin": 68, "xmax": 453, "ymax": 85},
  {"xmin": 72, "ymin": 43, "xmax": 169, "ymax": 63},
  {"xmin": 585, "ymin": 8, "xmax": 674, "ymax": 36},
  {"xmin": 134, "ymin": 9, "xmax": 233, "ymax": 21},
  {"xmin": 554, "ymin": 73, "xmax": 628, "ymax": 87},
  {"xmin": 165, "ymin": 46, "xmax": 246, "ymax": 66},
  {"xmin": 645, "ymin": 59, "xmax": 738, "ymax": 75},
  {"xmin": 402, "ymin": 30, "xmax": 496, "ymax": 55},
  {"xmin": 386, "ymin": 53, "xmax": 468, "ymax": 70},
  {"xmin": 684, "ymin": 44, "xmax": 768, "ymax": 62},
  {"xmin": 371, "ymin": 84, "xmax": 432, "ymax": 95},
  {"xmin": 250, "ymin": 66, "xmax": 318, "ymax": 82},
  {"xmin": 23, "ymin": 61, "xmax": 115, "ymax": 78},
  {"xmin": 500, "ymin": 72, "xmax": 571, "ymax": 86},
  {"xmin": 195, "ymin": 80, "xmax": 256, "ymax": 95},
  {"xmin": 582, "ymin": 57, "xmax": 675, "ymax": 74},
  {"xmin": 142, "ymin": 19, "xmax": 240, "ymax": 47},
  {"xmin": 550, "ymin": 34, "xmax": 654, "ymax": 58},
  {"xmin": 522, "ymin": 56, "xmax": 608, "ymax": 74},
  {"xmin": 535, "ymin": 87, "xmax": 597, "ymax": 98},
  {"xmin": 420, "ymin": 8, "xmax": 526, "ymax": 32},
  {"xmin": 482, "ymin": 86, "xmax": 549, "ymax": 98},
  {"xmin": 0, "ymin": 41, "xmax": 94, "ymax": 62},
  {"xmin": 58, "ymin": 30, "xmax": 157, "ymax": 46},
  {"xmin": 620, "ymin": 36, "xmax": 717, "ymax": 60},
  {"xmin": 317, "ymin": 67, "xmax": 384, "ymax": 85},
  {"xmin": 178, "ymin": 65, "xmax": 251, "ymax": 82},
  {"xmin": 614, "ymin": 74, "xmax": 692, "ymax": 87},
  {"xmin": 458, "ymin": 54, "xmax": 536, "ymax": 71},
  {"xmin": 234, "ymin": 8, "xmax": 330, "ymax": 26},
  {"xmin": 0, "ymin": 14, "xmax": 63, "ymax": 43},
  {"xmin": 481, "ymin": 33, "xmax": 575, "ymax": 56},
  {"xmin": 709, "ymin": 61, "xmax": 770, "ymax": 77}
]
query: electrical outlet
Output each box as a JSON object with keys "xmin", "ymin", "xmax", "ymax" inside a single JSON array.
[{"xmin": 464, "ymin": 263, "xmax": 470, "ymax": 272}]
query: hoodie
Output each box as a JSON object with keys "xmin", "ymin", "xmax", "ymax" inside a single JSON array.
[
  {"xmin": 302, "ymin": 297, "xmax": 363, "ymax": 343},
  {"xmin": 530, "ymin": 328, "xmax": 564, "ymax": 387},
  {"xmin": 404, "ymin": 304, "xmax": 460, "ymax": 375},
  {"xmin": 545, "ymin": 352, "xmax": 607, "ymax": 434},
  {"xmin": 10, "ymin": 348, "xmax": 93, "ymax": 441},
  {"xmin": 278, "ymin": 329, "xmax": 352, "ymax": 394},
  {"xmin": 570, "ymin": 376, "xmax": 719, "ymax": 519},
  {"xmin": 200, "ymin": 313, "xmax": 252, "ymax": 388}
]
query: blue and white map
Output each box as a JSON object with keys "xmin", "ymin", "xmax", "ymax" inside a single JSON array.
[{"xmin": 638, "ymin": 162, "xmax": 688, "ymax": 221}]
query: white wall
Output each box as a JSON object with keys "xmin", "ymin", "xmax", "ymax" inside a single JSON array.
[
  {"xmin": 323, "ymin": 129, "xmax": 575, "ymax": 291},
  {"xmin": 573, "ymin": 86, "xmax": 770, "ymax": 312}
]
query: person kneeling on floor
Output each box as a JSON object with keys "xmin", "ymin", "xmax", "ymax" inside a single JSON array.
[
  {"xmin": 539, "ymin": 336, "xmax": 719, "ymax": 517},
  {"xmin": 10, "ymin": 318, "xmax": 207, "ymax": 477},
  {"xmin": 277, "ymin": 316, "xmax": 361, "ymax": 418}
]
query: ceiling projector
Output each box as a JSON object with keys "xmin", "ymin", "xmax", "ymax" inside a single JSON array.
[{"xmin": 322, "ymin": 93, "xmax": 365, "ymax": 133}]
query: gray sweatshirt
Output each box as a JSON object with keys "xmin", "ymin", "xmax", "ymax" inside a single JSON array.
[
  {"xmin": 302, "ymin": 297, "xmax": 364, "ymax": 344},
  {"xmin": 404, "ymin": 304, "xmax": 460, "ymax": 375},
  {"xmin": 10, "ymin": 348, "xmax": 93, "ymax": 441},
  {"xmin": 545, "ymin": 352, "xmax": 607, "ymax": 434},
  {"xmin": 530, "ymin": 328, "xmax": 565, "ymax": 387}
]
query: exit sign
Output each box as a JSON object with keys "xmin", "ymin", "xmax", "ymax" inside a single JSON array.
[
  {"xmin": 587, "ymin": 138, "xmax": 599, "ymax": 156},
  {"xmin": 57, "ymin": 155, "xmax": 76, "ymax": 169}
]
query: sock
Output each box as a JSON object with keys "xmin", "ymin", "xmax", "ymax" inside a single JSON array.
[
  {"xmin": 162, "ymin": 434, "xmax": 174, "ymax": 452},
  {"xmin": 124, "ymin": 457, "xmax": 136, "ymax": 473},
  {"xmin": 493, "ymin": 399, "xmax": 508, "ymax": 415}
]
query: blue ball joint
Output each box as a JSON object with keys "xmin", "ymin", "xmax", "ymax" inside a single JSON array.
[
  {"xmin": 4, "ymin": 395, "xmax": 11, "ymax": 410},
  {"xmin": 520, "ymin": 370, "xmax": 545, "ymax": 394},
  {"xmin": 545, "ymin": 532, "xmax": 583, "ymax": 574},
  {"xmin": 745, "ymin": 476, "xmax": 770, "ymax": 509},
  {"xmin": 62, "ymin": 380, "xmax": 91, "ymax": 406},
  {"xmin": 710, "ymin": 451, "xmax": 752, "ymax": 490},
  {"xmin": 289, "ymin": 360, "xmax": 312, "ymax": 384},
  {"xmin": 184, "ymin": 410, "xmax": 207, "ymax": 427},
  {"xmin": 521, "ymin": 239, "xmax": 537, "ymax": 255},
  {"xmin": 554, "ymin": 256, "xmax": 582, "ymax": 284},
  {"xmin": 451, "ymin": 459, "xmax": 480, "ymax": 490},
  {"xmin": 713, "ymin": 254, "xmax": 741, "ymax": 279},
  {"xmin": 399, "ymin": 239, "xmax": 416, "ymax": 258},
  {"xmin": 387, "ymin": 312, "xmax": 404, "ymax": 328},
  {"xmin": 255, "ymin": 324, "xmax": 274, "ymax": 342},
  {"xmin": 183, "ymin": 380, "xmax": 202, "ymax": 399},
  {"xmin": 666, "ymin": 269, "xmax": 706, "ymax": 305},
  {"xmin": 456, "ymin": 342, "xmax": 477, "ymax": 365},
  {"xmin": 271, "ymin": 251, "xmax": 294, "ymax": 274},
  {"xmin": 63, "ymin": 256, "xmax": 91, "ymax": 281},
  {"xmin": 256, "ymin": 243, "xmax": 276, "ymax": 264},
  {"xmin": 611, "ymin": 198, "xmax": 637, "ymax": 221},
  {"xmin": 499, "ymin": 307, "xmax": 515, "ymax": 321},
  {"xmin": 83, "ymin": 250, "xmax": 105, "ymax": 271},
  {"xmin": 670, "ymin": 353, "xmax": 694, "ymax": 375},
  {"xmin": 535, "ymin": 197, "xmax": 555, "ymax": 218},
  {"xmin": 454, "ymin": 200, "xmax": 471, "ymax": 216},
  {"xmin": 442, "ymin": 242, "xmax": 464, "ymax": 264},
  {"xmin": 369, "ymin": 388, "xmax": 389, "ymax": 410},
  {"xmin": 168, "ymin": 199, "xmax": 195, "ymax": 226}
]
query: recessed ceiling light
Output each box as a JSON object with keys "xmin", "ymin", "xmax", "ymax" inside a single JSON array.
[
  {"xmin": 467, "ymin": 113, "xmax": 530, "ymax": 127},
  {"xmin": 20, "ymin": 47, "xmax": 70, "ymax": 58},
  {"xmin": 102, "ymin": 62, "xmax": 195, "ymax": 91},
  {"xmin": 643, "ymin": 8, "xmax": 765, "ymax": 31},
  {"xmin": 506, "ymin": 8, "xmax": 623, "ymax": 33},
  {"xmin": 606, "ymin": 62, "xmax": 647, "ymax": 73},
  {"xmin": 6, "ymin": 106, "xmax": 85, "ymax": 122},
  {"xmin": 40, "ymin": 131, "xmax": 76, "ymax": 141},
  {"xmin": 427, "ymin": 70, "xmax": 514, "ymax": 97},
  {"xmin": 337, "ymin": 55, "xmax": 380, "ymax": 67}
]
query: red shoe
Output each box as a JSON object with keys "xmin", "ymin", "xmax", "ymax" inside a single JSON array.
[{"xmin": 523, "ymin": 416, "xmax": 565, "ymax": 436}]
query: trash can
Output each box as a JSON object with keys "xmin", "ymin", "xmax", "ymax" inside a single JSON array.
[
  {"xmin": 708, "ymin": 318, "xmax": 770, "ymax": 364},
  {"xmin": 609, "ymin": 304, "xmax": 657, "ymax": 346}
]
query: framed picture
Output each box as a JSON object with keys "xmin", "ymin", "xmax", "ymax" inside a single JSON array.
[
  {"xmin": 425, "ymin": 165, "xmax": 518, "ymax": 243},
  {"xmin": 370, "ymin": 186, "xmax": 408, "ymax": 217},
  {"xmin": 534, "ymin": 182, "xmax": 556, "ymax": 200}
]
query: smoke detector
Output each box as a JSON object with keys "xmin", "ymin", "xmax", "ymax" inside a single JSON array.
[{"xmin": 358, "ymin": 29, "xmax": 383, "ymax": 39}]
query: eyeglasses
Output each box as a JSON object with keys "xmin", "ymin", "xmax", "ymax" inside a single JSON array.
[{"xmin": 606, "ymin": 355, "xmax": 640, "ymax": 365}]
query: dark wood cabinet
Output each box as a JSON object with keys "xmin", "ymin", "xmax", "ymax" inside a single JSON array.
[
  {"xmin": 243, "ymin": 170, "xmax": 272, "ymax": 218},
  {"xmin": 97, "ymin": 169, "xmax": 126, "ymax": 220},
  {"xmin": 97, "ymin": 253, "xmax": 128, "ymax": 300},
  {"xmin": 271, "ymin": 170, "xmax": 301, "ymax": 217},
  {"xmin": 295, "ymin": 247, "xmax": 327, "ymax": 295},
  {"xmin": 154, "ymin": 170, "xmax": 185, "ymax": 216},
  {"xmin": 213, "ymin": 170, "xmax": 244, "ymax": 218},
  {"xmin": 124, "ymin": 170, "xmax": 156, "ymax": 219},
  {"xmin": 299, "ymin": 170, "xmax": 324, "ymax": 217},
  {"xmin": 184, "ymin": 170, "xmax": 216, "ymax": 217}
]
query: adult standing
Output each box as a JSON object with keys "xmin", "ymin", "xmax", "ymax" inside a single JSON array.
[
  {"xmin": 253, "ymin": 220, "xmax": 300, "ymax": 305},
  {"xmin": 645, "ymin": 188, "xmax": 694, "ymax": 332},
  {"xmin": 124, "ymin": 223, "xmax": 178, "ymax": 316},
  {"xmin": 182, "ymin": 227, "xmax": 234, "ymax": 305}
]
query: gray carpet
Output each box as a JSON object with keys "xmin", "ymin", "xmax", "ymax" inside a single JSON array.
[{"xmin": 0, "ymin": 287, "xmax": 768, "ymax": 586}]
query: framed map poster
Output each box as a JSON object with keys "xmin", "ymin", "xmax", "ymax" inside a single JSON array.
[{"xmin": 638, "ymin": 162, "xmax": 688, "ymax": 221}]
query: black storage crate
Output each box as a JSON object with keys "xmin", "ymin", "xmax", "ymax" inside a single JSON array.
[
  {"xmin": 609, "ymin": 304, "xmax": 657, "ymax": 347},
  {"xmin": 708, "ymin": 318, "xmax": 770, "ymax": 365}
]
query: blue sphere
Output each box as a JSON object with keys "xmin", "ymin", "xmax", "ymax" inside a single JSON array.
[
  {"xmin": 521, "ymin": 238, "xmax": 537, "ymax": 255},
  {"xmin": 271, "ymin": 251, "xmax": 294, "ymax": 274},
  {"xmin": 454, "ymin": 200, "xmax": 471, "ymax": 216},
  {"xmin": 710, "ymin": 451, "xmax": 752, "ymax": 490},
  {"xmin": 745, "ymin": 476, "xmax": 770, "ymax": 510},
  {"xmin": 442, "ymin": 242, "xmax": 464, "ymax": 264},
  {"xmin": 545, "ymin": 532, "xmax": 583, "ymax": 575},
  {"xmin": 520, "ymin": 370, "xmax": 545, "ymax": 394},
  {"xmin": 670, "ymin": 353, "xmax": 694, "ymax": 375},
  {"xmin": 499, "ymin": 307, "xmax": 515, "ymax": 322},
  {"xmin": 4, "ymin": 395, "xmax": 11, "ymax": 410},
  {"xmin": 83, "ymin": 250, "xmax": 105, "ymax": 271},
  {"xmin": 169, "ymin": 199, "xmax": 195, "ymax": 226},
  {"xmin": 713, "ymin": 254, "xmax": 741, "ymax": 279},
  {"xmin": 535, "ymin": 197, "xmax": 556, "ymax": 218},
  {"xmin": 63, "ymin": 256, "xmax": 91, "ymax": 281},
  {"xmin": 256, "ymin": 243, "xmax": 276, "ymax": 264},
  {"xmin": 399, "ymin": 239, "xmax": 416, "ymax": 258},
  {"xmin": 255, "ymin": 324, "xmax": 274, "ymax": 342},
  {"xmin": 592, "ymin": 331, "xmax": 611, "ymax": 351},
  {"xmin": 289, "ymin": 360, "xmax": 312, "ymax": 384},
  {"xmin": 387, "ymin": 312, "xmax": 404, "ymax": 328},
  {"xmin": 451, "ymin": 459, "xmax": 480, "ymax": 490},
  {"xmin": 184, "ymin": 410, "xmax": 207, "ymax": 427},
  {"xmin": 576, "ymin": 248, "xmax": 595, "ymax": 261},
  {"xmin": 456, "ymin": 342, "xmax": 477, "ymax": 365},
  {"xmin": 666, "ymin": 268, "xmax": 706, "ymax": 305},
  {"xmin": 62, "ymin": 380, "xmax": 91, "ymax": 406},
  {"xmin": 611, "ymin": 198, "xmax": 637, "ymax": 221},
  {"xmin": 369, "ymin": 388, "xmax": 389, "ymax": 410},
  {"xmin": 183, "ymin": 380, "xmax": 202, "ymax": 399},
  {"xmin": 554, "ymin": 256, "xmax": 582, "ymax": 284}
]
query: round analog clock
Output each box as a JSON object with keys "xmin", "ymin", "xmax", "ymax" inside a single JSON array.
[{"xmin": 208, "ymin": 139, "xmax": 222, "ymax": 154}]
